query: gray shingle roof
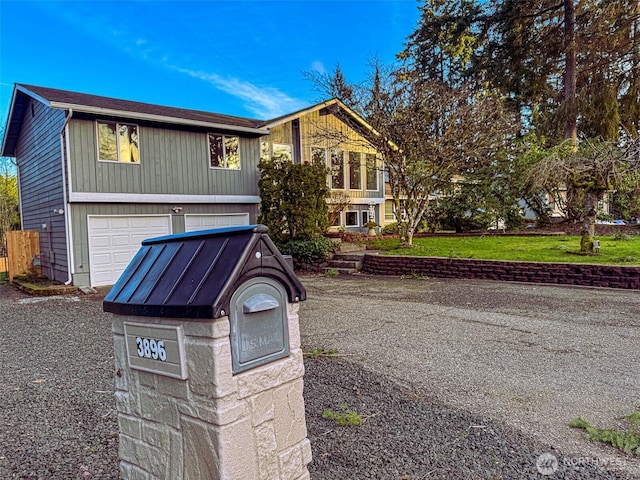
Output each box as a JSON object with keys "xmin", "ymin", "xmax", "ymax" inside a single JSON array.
[
  {"xmin": 19, "ymin": 84, "xmax": 264, "ymax": 130},
  {"xmin": 1, "ymin": 83, "xmax": 273, "ymax": 156}
]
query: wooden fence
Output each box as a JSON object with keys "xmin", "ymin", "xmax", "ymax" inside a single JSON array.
[{"xmin": 6, "ymin": 230, "xmax": 40, "ymax": 284}]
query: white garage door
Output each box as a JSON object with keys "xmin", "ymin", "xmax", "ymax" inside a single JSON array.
[
  {"xmin": 184, "ymin": 213, "xmax": 250, "ymax": 232},
  {"xmin": 88, "ymin": 215, "xmax": 172, "ymax": 287}
]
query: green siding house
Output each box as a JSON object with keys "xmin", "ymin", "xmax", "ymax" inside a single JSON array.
[{"xmin": 1, "ymin": 85, "xmax": 383, "ymax": 287}]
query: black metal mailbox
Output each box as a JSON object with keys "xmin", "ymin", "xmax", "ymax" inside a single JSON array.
[{"xmin": 103, "ymin": 225, "xmax": 306, "ymax": 373}]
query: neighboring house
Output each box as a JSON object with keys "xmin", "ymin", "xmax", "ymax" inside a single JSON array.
[
  {"xmin": 260, "ymin": 99, "xmax": 384, "ymax": 232},
  {"xmin": 1, "ymin": 85, "xmax": 384, "ymax": 287}
]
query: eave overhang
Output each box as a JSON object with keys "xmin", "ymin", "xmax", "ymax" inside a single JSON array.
[
  {"xmin": 47, "ymin": 101, "xmax": 270, "ymax": 136},
  {"xmin": 1, "ymin": 84, "xmax": 270, "ymax": 157}
]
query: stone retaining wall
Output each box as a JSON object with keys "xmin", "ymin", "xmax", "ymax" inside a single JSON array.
[{"xmin": 361, "ymin": 254, "xmax": 640, "ymax": 290}]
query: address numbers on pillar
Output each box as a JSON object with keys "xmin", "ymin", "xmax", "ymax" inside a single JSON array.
[
  {"xmin": 136, "ymin": 337, "xmax": 167, "ymax": 361},
  {"xmin": 124, "ymin": 323, "xmax": 187, "ymax": 379}
]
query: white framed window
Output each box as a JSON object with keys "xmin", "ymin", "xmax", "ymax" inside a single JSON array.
[
  {"xmin": 345, "ymin": 210, "xmax": 359, "ymax": 227},
  {"xmin": 385, "ymin": 200, "xmax": 396, "ymax": 222},
  {"xmin": 348, "ymin": 152, "xmax": 362, "ymax": 190},
  {"xmin": 260, "ymin": 142, "xmax": 293, "ymax": 163},
  {"xmin": 330, "ymin": 148, "xmax": 345, "ymax": 189},
  {"xmin": 261, "ymin": 141, "xmax": 270, "ymax": 162},
  {"xmin": 209, "ymin": 133, "xmax": 240, "ymax": 169},
  {"xmin": 365, "ymin": 153, "xmax": 378, "ymax": 191},
  {"xmin": 272, "ymin": 143, "xmax": 292, "ymax": 162},
  {"xmin": 311, "ymin": 146, "xmax": 326, "ymax": 165},
  {"xmin": 97, "ymin": 121, "xmax": 139, "ymax": 163}
]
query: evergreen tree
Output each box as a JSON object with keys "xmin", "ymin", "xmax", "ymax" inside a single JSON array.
[
  {"xmin": 257, "ymin": 156, "xmax": 329, "ymax": 244},
  {"xmin": 480, "ymin": 0, "xmax": 640, "ymax": 142}
]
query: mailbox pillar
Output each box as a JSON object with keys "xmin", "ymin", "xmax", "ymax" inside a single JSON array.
[{"xmin": 104, "ymin": 226, "xmax": 311, "ymax": 480}]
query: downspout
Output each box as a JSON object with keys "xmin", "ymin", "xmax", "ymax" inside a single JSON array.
[
  {"xmin": 60, "ymin": 108, "xmax": 73, "ymax": 284},
  {"xmin": 14, "ymin": 158, "xmax": 24, "ymax": 231}
]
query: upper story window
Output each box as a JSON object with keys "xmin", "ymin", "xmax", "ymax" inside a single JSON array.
[
  {"xmin": 349, "ymin": 152, "xmax": 362, "ymax": 190},
  {"xmin": 365, "ymin": 153, "xmax": 378, "ymax": 191},
  {"xmin": 261, "ymin": 141, "xmax": 293, "ymax": 163},
  {"xmin": 97, "ymin": 121, "xmax": 139, "ymax": 163},
  {"xmin": 273, "ymin": 143, "xmax": 292, "ymax": 162},
  {"xmin": 261, "ymin": 142, "xmax": 270, "ymax": 162},
  {"xmin": 330, "ymin": 148, "xmax": 345, "ymax": 189},
  {"xmin": 209, "ymin": 133, "xmax": 240, "ymax": 169},
  {"xmin": 316, "ymin": 147, "xmax": 377, "ymax": 191},
  {"xmin": 311, "ymin": 147, "xmax": 326, "ymax": 165}
]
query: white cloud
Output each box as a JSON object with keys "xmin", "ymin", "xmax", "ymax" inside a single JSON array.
[
  {"xmin": 171, "ymin": 67, "xmax": 307, "ymax": 119},
  {"xmin": 310, "ymin": 61, "xmax": 326, "ymax": 75},
  {"xmin": 36, "ymin": 2, "xmax": 307, "ymax": 118}
]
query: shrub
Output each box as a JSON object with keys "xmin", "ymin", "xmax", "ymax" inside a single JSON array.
[
  {"xmin": 340, "ymin": 231, "xmax": 367, "ymax": 243},
  {"xmin": 258, "ymin": 157, "xmax": 329, "ymax": 244},
  {"xmin": 381, "ymin": 222, "xmax": 399, "ymax": 235},
  {"xmin": 278, "ymin": 236, "xmax": 338, "ymax": 270}
]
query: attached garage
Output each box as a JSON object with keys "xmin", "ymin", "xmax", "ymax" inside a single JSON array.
[
  {"xmin": 184, "ymin": 213, "xmax": 250, "ymax": 232},
  {"xmin": 87, "ymin": 215, "xmax": 172, "ymax": 287}
]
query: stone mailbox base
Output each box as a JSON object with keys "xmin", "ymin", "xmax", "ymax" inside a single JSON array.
[{"xmin": 112, "ymin": 303, "xmax": 311, "ymax": 480}]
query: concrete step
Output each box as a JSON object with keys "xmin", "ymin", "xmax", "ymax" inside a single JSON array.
[
  {"xmin": 323, "ymin": 253, "xmax": 365, "ymax": 274},
  {"xmin": 323, "ymin": 267, "xmax": 359, "ymax": 275},
  {"xmin": 326, "ymin": 259, "xmax": 360, "ymax": 270},
  {"xmin": 332, "ymin": 253, "xmax": 366, "ymax": 262}
]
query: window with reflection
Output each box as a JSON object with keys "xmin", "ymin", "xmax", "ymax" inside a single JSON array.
[
  {"xmin": 261, "ymin": 141, "xmax": 270, "ymax": 162},
  {"xmin": 330, "ymin": 148, "xmax": 345, "ymax": 189},
  {"xmin": 209, "ymin": 134, "xmax": 240, "ymax": 169},
  {"xmin": 97, "ymin": 121, "xmax": 139, "ymax": 163},
  {"xmin": 272, "ymin": 144, "xmax": 292, "ymax": 162},
  {"xmin": 345, "ymin": 211, "xmax": 358, "ymax": 226},
  {"xmin": 366, "ymin": 154, "xmax": 378, "ymax": 190},
  {"xmin": 311, "ymin": 147, "xmax": 326, "ymax": 165},
  {"xmin": 349, "ymin": 152, "xmax": 362, "ymax": 189}
]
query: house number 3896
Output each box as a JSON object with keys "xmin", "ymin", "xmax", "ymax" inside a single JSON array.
[{"xmin": 136, "ymin": 337, "xmax": 167, "ymax": 361}]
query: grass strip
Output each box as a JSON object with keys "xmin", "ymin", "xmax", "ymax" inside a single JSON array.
[{"xmin": 368, "ymin": 235, "xmax": 640, "ymax": 265}]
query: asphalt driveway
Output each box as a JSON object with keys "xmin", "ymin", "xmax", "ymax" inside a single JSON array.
[{"xmin": 298, "ymin": 274, "xmax": 640, "ymax": 476}]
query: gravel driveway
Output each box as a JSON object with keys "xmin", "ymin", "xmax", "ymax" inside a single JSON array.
[
  {"xmin": 1, "ymin": 276, "xmax": 639, "ymax": 479},
  {"xmin": 299, "ymin": 274, "xmax": 640, "ymax": 478}
]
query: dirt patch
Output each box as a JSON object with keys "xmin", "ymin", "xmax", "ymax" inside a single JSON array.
[{"xmin": 12, "ymin": 277, "xmax": 78, "ymax": 296}]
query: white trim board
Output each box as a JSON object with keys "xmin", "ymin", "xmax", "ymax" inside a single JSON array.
[
  {"xmin": 68, "ymin": 192, "xmax": 260, "ymax": 204},
  {"xmin": 49, "ymin": 101, "xmax": 269, "ymax": 135}
]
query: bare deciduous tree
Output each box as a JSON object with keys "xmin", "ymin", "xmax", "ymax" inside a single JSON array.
[
  {"xmin": 308, "ymin": 63, "xmax": 518, "ymax": 245},
  {"xmin": 0, "ymin": 126, "xmax": 20, "ymax": 247},
  {"xmin": 526, "ymin": 136, "xmax": 640, "ymax": 252},
  {"xmin": 366, "ymin": 70, "xmax": 518, "ymax": 244},
  {"xmin": 327, "ymin": 191, "xmax": 351, "ymax": 229}
]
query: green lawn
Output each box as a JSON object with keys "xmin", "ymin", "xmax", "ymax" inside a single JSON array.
[{"xmin": 368, "ymin": 235, "xmax": 640, "ymax": 265}]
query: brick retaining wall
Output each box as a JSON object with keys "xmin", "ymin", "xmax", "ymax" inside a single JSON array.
[{"xmin": 361, "ymin": 254, "xmax": 640, "ymax": 290}]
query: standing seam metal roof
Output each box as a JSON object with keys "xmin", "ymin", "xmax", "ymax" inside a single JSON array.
[{"xmin": 102, "ymin": 225, "xmax": 307, "ymax": 319}]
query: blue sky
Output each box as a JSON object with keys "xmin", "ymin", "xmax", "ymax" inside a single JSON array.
[{"xmin": 0, "ymin": 0, "xmax": 421, "ymax": 123}]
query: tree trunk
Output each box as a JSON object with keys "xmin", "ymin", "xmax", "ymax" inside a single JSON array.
[
  {"xmin": 405, "ymin": 228, "xmax": 414, "ymax": 246},
  {"xmin": 564, "ymin": 0, "xmax": 578, "ymax": 148},
  {"xmin": 580, "ymin": 190, "xmax": 597, "ymax": 253}
]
